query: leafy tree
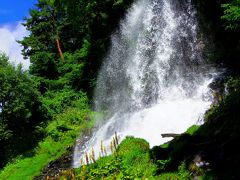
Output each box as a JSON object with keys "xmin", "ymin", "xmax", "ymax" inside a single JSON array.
[
  {"xmin": 19, "ymin": 0, "xmax": 134, "ymax": 94},
  {"xmin": 221, "ymin": 0, "xmax": 240, "ymax": 31},
  {"xmin": 0, "ymin": 53, "xmax": 43, "ymax": 167},
  {"xmin": 61, "ymin": 0, "xmax": 134, "ymax": 92},
  {"xmin": 41, "ymin": 87, "xmax": 83, "ymax": 118},
  {"xmin": 19, "ymin": 0, "xmax": 67, "ymax": 80}
]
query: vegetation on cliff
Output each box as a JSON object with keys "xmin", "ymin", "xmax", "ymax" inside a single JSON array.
[
  {"xmin": 0, "ymin": 0, "xmax": 240, "ymax": 179},
  {"xmin": 0, "ymin": 0, "xmax": 133, "ymax": 178}
]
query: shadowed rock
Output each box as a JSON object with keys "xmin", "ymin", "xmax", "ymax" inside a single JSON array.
[{"xmin": 161, "ymin": 133, "xmax": 180, "ymax": 138}]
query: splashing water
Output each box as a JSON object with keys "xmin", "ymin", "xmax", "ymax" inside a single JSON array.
[{"xmin": 73, "ymin": 0, "xmax": 218, "ymax": 167}]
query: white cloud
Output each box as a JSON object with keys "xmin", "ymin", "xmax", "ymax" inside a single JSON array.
[{"xmin": 0, "ymin": 22, "xmax": 30, "ymax": 69}]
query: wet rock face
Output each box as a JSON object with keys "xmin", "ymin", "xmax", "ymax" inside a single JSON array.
[
  {"xmin": 34, "ymin": 147, "xmax": 73, "ymax": 180},
  {"xmin": 208, "ymin": 78, "xmax": 224, "ymax": 93},
  {"xmin": 208, "ymin": 75, "xmax": 226, "ymax": 106},
  {"xmin": 35, "ymin": 129, "xmax": 94, "ymax": 179},
  {"xmin": 193, "ymin": 153, "xmax": 210, "ymax": 168}
]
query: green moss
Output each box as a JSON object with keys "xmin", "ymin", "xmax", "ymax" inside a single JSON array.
[
  {"xmin": 160, "ymin": 142, "xmax": 170, "ymax": 149},
  {"xmin": 117, "ymin": 136, "xmax": 149, "ymax": 155},
  {"xmin": 73, "ymin": 137, "xmax": 157, "ymax": 179},
  {"xmin": 117, "ymin": 137, "xmax": 156, "ymax": 178},
  {"xmin": 185, "ymin": 125, "xmax": 200, "ymax": 135}
]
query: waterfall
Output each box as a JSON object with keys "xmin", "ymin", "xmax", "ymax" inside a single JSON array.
[{"xmin": 73, "ymin": 0, "xmax": 217, "ymax": 167}]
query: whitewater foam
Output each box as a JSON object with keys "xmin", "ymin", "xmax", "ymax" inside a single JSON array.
[{"xmin": 73, "ymin": 0, "xmax": 217, "ymax": 167}]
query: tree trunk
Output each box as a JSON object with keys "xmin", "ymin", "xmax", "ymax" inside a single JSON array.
[{"xmin": 56, "ymin": 38, "xmax": 64, "ymax": 63}]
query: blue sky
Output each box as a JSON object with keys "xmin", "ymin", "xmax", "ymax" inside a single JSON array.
[
  {"xmin": 0, "ymin": 0, "xmax": 37, "ymax": 25},
  {"xmin": 0, "ymin": 0, "xmax": 37, "ymax": 69}
]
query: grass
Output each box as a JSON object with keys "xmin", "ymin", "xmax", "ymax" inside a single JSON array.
[
  {"xmin": 0, "ymin": 101, "xmax": 95, "ymax": 180},
  {"xmin": 59, "ymin": 137, "xmax": 192, "ymax": 179},
  {"xmin": 72, "ymin": 136, "xmax": 158, "ymax": 179}
]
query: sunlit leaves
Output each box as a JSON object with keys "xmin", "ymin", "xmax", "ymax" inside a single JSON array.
[{"xmin": 221, "ymin": 0, "xmax": 240, "ymax": 31}]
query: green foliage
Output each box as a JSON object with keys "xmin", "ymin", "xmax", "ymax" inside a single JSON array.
[
  {"xmin": 117, "ymin": 136, "xmax": 150, "ymax": 156},
  {"xmin": 46, "ymin": 97, "xmax": 91, "ymax": 141},
  {"xmin": 160, "ymin": 142, "xmax": 170, "ymax": 149},
  {"xmin": 185, "ymin": 125, "xmax": 200, "ymax": 135},
  {"xmin": 157, "ymin": 158, "xmax": 171, "ymax": 171},
  {"xmin": 156, "ymin": 162, "xmax": 191, "ymax": 179},
  {"xmin": 204, "ymin": 77, "xmax": 240, "ymax": 123},
  {"xmin": 150, "ymin": 84, "xmax": 240, "ymax": 179},
  {"xmin": 117, "ymin": 137, "xmax": 156, "ymax": 178},
  {"xmin": 0, "ymin": 94, "xmax": 94, "ymax": 179},
  {"xmin": 19, "ymin": 0, "xmax": 68, "ymax": 79},
  {"xmin": 59, "ymin": 137, "xmax": 195, "ymax": 179},
  {"xmin": 113, "ymin": 0, "xmax": 124, "ymax": 7},
  {"xmin": 19, "ymin": 0, "xmax": 134, "ymax": 93},
  {"xmin": 0, "ymin": 0, "xmax": 135, "ymax": 176},
  {"xmin": 221, "ymin": 0, "xmax": 240, "ymax": 31},
  {"xmin": 193, "ymin": 0, "xmax": 240, "ymax": 73},
  {"xmin": 198, "ymin": 89, "xmax": 240, "ymax": 178},
  {"xmin": 3, "ymin": 0, "xmax": 240, "ymax": 179},
  {"xmin": 73, "ymin": 137, "xmax": 157, "ymax": 179},
  {"xmin": 0, "ymin": 53, "xmax": 38, "ymax": 134},
  {"xmin": 226, "ymin": 76, "xmax": 240, "ymax": 93},
  {"xmin": 0, "ymin": 53, "xmax": 43, "ymax": 167},
  {"xmin": 78, "ymin": 156, "xmax": 122, "ymax": 179},
  {"xmin": 41, "ymin": 88, "xmax": 86, "ymax": 118}
]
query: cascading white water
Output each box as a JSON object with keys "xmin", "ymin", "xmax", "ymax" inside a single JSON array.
[{"xmin": 73, "ymin": 0, "xmax": 218, "ymax": 167}]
